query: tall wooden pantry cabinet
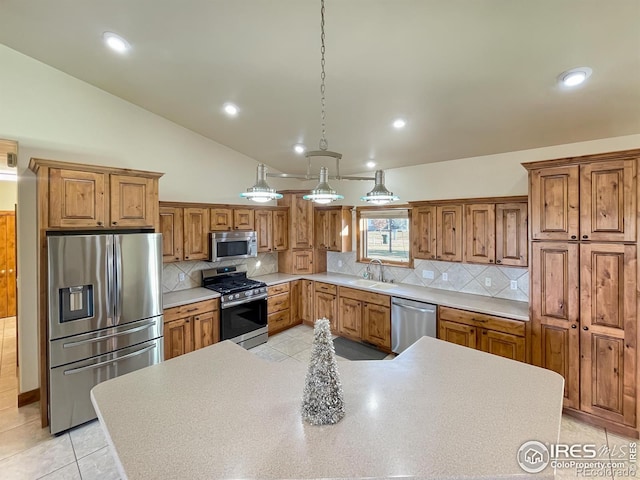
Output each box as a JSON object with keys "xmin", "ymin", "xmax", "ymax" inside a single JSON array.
[{"xmin": 524, "ymin": 149, "xmax": 640, "ymax": 438}]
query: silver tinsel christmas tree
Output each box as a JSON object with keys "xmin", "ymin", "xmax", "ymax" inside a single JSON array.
[{"xmin": 301, "ymin": 318, "xmax": 345, "ymax": 425}]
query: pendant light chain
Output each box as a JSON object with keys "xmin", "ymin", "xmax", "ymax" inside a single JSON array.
[{"xmin": 319, "ymin": 0, "xmax": 328, "ymax": 151}]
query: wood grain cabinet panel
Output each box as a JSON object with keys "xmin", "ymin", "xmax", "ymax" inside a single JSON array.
[
  {"xmin": 159, "ymin": 206, "xmax": 183, "ymax": 263},
  {"xmin": 315, "ymin": 290, "xmax": 337, "ymax": 333},
  {"xmin": 300, "ymin": 280, "xmax": 315, "ymax": 325},
  {"xmin": 291, "ymin": 250, "xmax": 313, "ymax": 274},
  {"xmin": 438, "ymin": 319, "xmax": 477, "ymax": 348},
  {"xmin": 315, "ymin": 207, "xmax": 352, "ymax": 252},
  {"xmin": 279, "ymin": 193, "xmax": 313, "ymax": 249},
  {"xmin": 233, "ymin": 209, "xmax": 254, "ymax": 230},
  {"xmin": 210, "ymin": 208, "xmax": 233, "ymax": 231},
  {"xmin": 338, "ymin": 296, "xmax": 362, "ymax": 340},
  {"xmin": 436, "ymin": 205, "xmax": 463, "ymax": 262},
  {"xmin": 579, "ymin": 243, "xmax": 636, "ymax": 426},
  {"xmin": 412, "ymin": 205, "xmax": 437, "ymax": 260},
  {"xmin": 362, "ymin": 303, "xmax": 391, "ymax": 350},
  {"xmin": 192, "ymin": 311, "xmax": 218, "ymax": 351},
  {"xmin": 164, "ymin": 318, "xmax": 193, "ymax": 360},
  {"xmin": 0, "ymin": 213, "xmax": 16, "ymax": 319},
  {"xmin": 530, "ymin": 165, "xmax": 579, "ymax": 241},
  {"xmin": 48, "ymin": 168, "xmax": 107, "ymax": 227},
  {"xmin": 272, "ymin": 210, "xmax": 289, "ymax": 251},
  {"xmin": 164, "ymin": 299, "xmax": 219, "ymax": 360},
  {"xmin": 464, "ymin": 204, "xmax": 495, "ymax": 264},
  {"xmin": 268, "ymin": 282, "xmax": 293, "ymax": 335},
  {"xmin": 183, "ymin": 208, "xmax": 209, "ymax": 261},
  {"xmin": 479, "ymin": 329, "xmax": 525, "ymax": 362},
  {"xmin": 255, "ymin": 210, "xmax": 273, "ymax": 253},
  {"xmin": 110, "ymin": 175, "xmax": 155, "ymax": 227},
  {"xmin": 495, "ymin": 203, "xmax": 528, "ymax": 267},
  {"xmin": 580, "ymin": 160, "xmax": 636, "ymax": 242}
]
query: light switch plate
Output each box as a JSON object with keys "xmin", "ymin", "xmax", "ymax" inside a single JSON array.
[
  {"xmin": 422, "ymin": 270, "xmax": 434, "ymax": 279},
  {"xmin": 510, "ymin": 280, "xmax": 518, "ymax": 290},
  {"xmin": 484, "ymin": 277, "xmax": 491, "ymax": 287},
  {"xmin": 338, "ymin": 260, "xmax": 343, "ymax": 268},
  {"xmin": 179, "ymin": 273, "xmax": 185, "ymax": 282},
  {"xmin": 442, "ymin": 272, "xmax": 448, "ymax": 281}
]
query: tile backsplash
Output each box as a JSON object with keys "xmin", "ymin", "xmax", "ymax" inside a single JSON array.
[
  {"xmin": 162, "ymin": 253, "xmax": 278, "ymax": 293},
  {"xmin": 327, "ymin": 252, "xmax": 529, "ymax": 302}
]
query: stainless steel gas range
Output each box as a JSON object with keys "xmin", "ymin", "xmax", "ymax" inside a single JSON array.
[{"xmin": 202, "ymin": 266, "xmax": 268, "ymax": 349}]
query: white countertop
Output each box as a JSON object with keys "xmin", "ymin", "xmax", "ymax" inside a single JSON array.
[
  {"xmin": 91, "ymin": 337, "xmax": 563, "ymax": 479},
  {"xmin": 162, "ymin": 287, "xmax": 220, "ymax": 309}
]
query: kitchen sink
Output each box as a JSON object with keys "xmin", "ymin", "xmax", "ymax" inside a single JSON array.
[
  {"xmin": 347, "ymin": 279, "xmax": 396, "ymax": 290},
  {"xmin": 369, "ymin": 282, "xmax": 396, "ymax": 290}
]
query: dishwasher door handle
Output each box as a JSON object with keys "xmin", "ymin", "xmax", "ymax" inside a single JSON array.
[{"xmin": 394, "ymin": 303, "xmax": 436, "ymax": 314}]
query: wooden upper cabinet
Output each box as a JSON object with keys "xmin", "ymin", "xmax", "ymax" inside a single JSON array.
[
  {"xmin": 255, "ymin": 210, "xmax": 273, "ymax": 253},
  {"xmin": 272, "ymin": 210, "xmax": 288, "ymax": 251},
  {"xmin": 110, "ymin": 175, "xmax": 155, "ymax": 227},
  {"xmin": 210, "ymin": 208, "xmax": 233, "ymax": 231},
  {"xmin": 412, "ymin": 205, "xmax": 436, "ymax": 260},
  {"xmin": 314, "ymin": 210, "xmax": 330, "ymax": 249},
  {"xmin": 580, "ymin": 160, "xmax": 636, "ymax": 242},
  {"xmin": 530, "ymin": 165, "xmax": 579, "ymax": 241},
  {"xmin": 159, "ymin": 206, "xmax": 183, "ymax": 263},
  {"xmin": 279, "ymin": 193, "xmax": 313, "ymax": 249},
  {"xmin": 436, "ymin": 205, "xmax": 463, "ymax": 262},
  {"xmin": 495, "ymin": 203, "xmax": 528, "ymax": 267},
  {"xmin": 315, "ymin": 207, "xmax": 351, "ymax": 252},
  {"xmin": 49, "ymin": 168, "xmax": 107, "ymax": 228},
  {"xmin": 530, "ymin": 241, "xmax": 580, "ymax": 409},
  {"xmin": 579, "ymin": 243, "xmax": 636, "ymax": 426},
  {"xmin": 463, "ymin": 204, "xmax": 495, "ymax": 264},
  {"xmin": 183, "ymin": 208, "xmax": 209, "ymax": 261},
  {"xmin": 233, "ymin": 209, "xmax": 254, "ymax": 230}
]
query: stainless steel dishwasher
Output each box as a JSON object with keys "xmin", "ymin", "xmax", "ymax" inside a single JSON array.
[{"xmin": 391, "ymin": 297, "xmax": 437, "ymax": 354}]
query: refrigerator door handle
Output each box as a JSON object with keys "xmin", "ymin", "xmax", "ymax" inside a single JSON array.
[
  {"xmin": 106, "ymin": 235, "xmax": 114, "ymax": 323},
  {"xmin": 114, "ymin": 235, "xmax": 123, "ymax": 324},
  {"xmin": 62, "ymin": 344, "xmax": 157, "ymax": 376},
  {"xmin": 62, "ymin": 320, "xmax": 158, "ymax": 348}
]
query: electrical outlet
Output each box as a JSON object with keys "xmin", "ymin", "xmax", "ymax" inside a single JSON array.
[
  {"xmin": 510, "ymin": 280, "xmax": 518, "ymax": 290},
  {"xmin": 178, "ymin": 273, "xmax": 185, "ymax": 282},
  {"xmin": 442, "ymin": 272, "xmax": 448, "ymax": 281},
  {"xmin": 338, "ymin": 260, "xmax": 343, "ymax": 268},
  {"xmin": 422, "ymin": 270, "xmax": 434, "ymax": 279},
  {"xmin": 484, "ymin": 277, "xmax": 491, "ymax": 287}
]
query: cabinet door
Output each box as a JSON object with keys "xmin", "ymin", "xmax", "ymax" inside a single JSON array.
[
  {"xmin": 314, "ymin": 210, "xmax": 329, "ymax": 249},
  {"xmin": 412, "ymin": 206, "xmax": 437, "ymax": 260},
  {"xmin": 315, "ymin": 292, "xmax": 337, "ymax": 333},
  {"xmin": 495, "ymin": 203, "xmax": 528, "ymax": 267},
  {"xmin": 463, "ymin": 204, "xmax": 495, "ymax": 264},
  {"xmin": 289, "ymin": 280, "xmax": 301, "ymax": 325},
  {"xmin": 531, "ymin": 242, "xmax": 580, "ymax": 409},
  {"xmin": 164, "ymin": 318, "xmax": 193, "ymax": 360},
  {"xmin": 292, "ymin": 194, "xmax": 314, "ymax": 248},
  {"xmin": 6, "ymin": 214, "xmax": 15, "ymax": 317},
  {"xmin": 530, "ymin": 166, "xmax": 579, "ymax": 240},
  {"xmin": 436, "ymin": 205, "xmax": 463, "ymax": 262},
  {"xmin": 338, "ymin": 296, "xmax": 362, "ymax": 340},
  {"xmin": 580, "ymin": 160, "xmax": 636, "ymax": 242},
  {"xmin": 438, "ymin": 319, "xmax": 476, "ymax": 348},
  {"xmin": 193, "ymin": 311, "xmax": 218, "ymax": 350},
  {"xmin": 328, "ymin": 210, "xmax": 342, "ymax": 251},
  {"xmin": 210, "ymin": 208, "xmax": 233, "ymax": 231},
  {"xmin": 363, "ymin": 303, "xmax": 391, "ymax": 350},
  {"xmin": 233, "ymin": 209, "xmax": 254, "ymax": 230},
  {"xmin": 268, "ymin": 309, "xmax": 291, "ymax": 334},
  {"xmin": 159, "ymin": 206, "xmax": 183, "ymax": 263},
  {"xmin": 292, "ymin": 250, "xmax": 313, "ymax": 274},
  {"xmin": 272, "ymin": 210, "xmax": 289, "ymax": 251},
  {"xmin": 479, "ymin": 329, "xmax": 525, "ymax": 362},
  {"xmin": 49, "ymin": 168, "xmax": 107, "ymax": 227},
  {"xmin": 183, "ymin": 208, "xmax": 209, "ymax": 261},
  {"xmin": 301, "ymin": 280, "xmax": 315, "ymax": 324},
  {"xmin": 0, "ymin": 216, "xmax": 7, "ymax": 318},
  {"xmin": 110, "ymin": 175, "xmax": 155, "ymax": 227},
  {"xmin": 580, "ymin": 243, "xmax": 636, "ymax": 426},
  {"xmin": 255, "ymin": 210, "xmax": 273, "ymax": 253}
]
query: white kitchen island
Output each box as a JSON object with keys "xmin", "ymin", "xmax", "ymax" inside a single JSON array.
[{"xmin": 91, "ymin": 336, "xmax": 563, "ymax": 479}]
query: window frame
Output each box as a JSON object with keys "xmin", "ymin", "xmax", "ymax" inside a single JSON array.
[{"xmin": 356, "ymin": 206, "xmax": 413, "ymax": 268}]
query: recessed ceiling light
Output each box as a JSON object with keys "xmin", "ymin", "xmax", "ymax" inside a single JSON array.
[
  {"xmin": 366, "ymin": 161, "xmax": 376, "ymax": 168},
  {"xmin": 102, "ymin": 32, "xmax": 131, "ymax": 53},
  {"xmin": 392, "ymin": 118, "xmax": 406, "ymax": 129},
  {"xmin": 559, "ymin": 67, "xmax": 593, "ymax": 87},
  {"xmin": 293, "ymin": 144, "xmax": 306, "ymax": 154},
  {"xmin": 223, "ymin": 103, "xmax": 239, "ymax": 116}
]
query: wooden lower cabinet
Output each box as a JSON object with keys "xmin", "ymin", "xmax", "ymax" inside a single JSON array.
[
  {"xmin": 438, "ymin": 306, "xmax": 527, "ymax": 362},
  {"xmin": 268, "ymin": 282, "xmax": 294, "ymax": 335},
  {"xmin": 314, "ymin": 283, "xmax": 338, "ymax": 333},
  {"xmin": 300, "ymin": 280, "xmax": 315, "ymax": 325},
  {"xmin": 163, "ymin": 299, "xmax": 219, "ymax": 360},
  {"xmin": 337, "ymin": 287, "xmax": 391, "ymax": 352}
]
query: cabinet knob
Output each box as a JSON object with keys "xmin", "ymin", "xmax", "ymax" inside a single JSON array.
[
  {"xmin": 583, "ymin": 326, "xmax": 589, "ymax": 331},
  {"xmin": 112, "ymin": 221, "xmax": 118, "ymax": 225},
  {"xmin": 0, "ymin": 270, "xmax": 4, "ymax": 274},
  {"xmin": 571, "ymin": 324, "xmax": 577, "ymax": 329},
  {"xmin": 489, "ymin": 260, "xmax": 493, "ymax": 263},
  {"xmin": 496, "ymin": 260, "xmax": 501, "ymax": 264},
  {"xmin": 175, "ymin": 257, "xmax": 179, "ymax": 260},
  {"xmin": 97, "ymin": 221, "xmax": 103, "ymax": 226},
  {"xmin": 570, "ymin": 235, "xmax": 577, "ymax": 240},
  {"xmin": 9, "ymin": 269, "xmax": 13, "ymax": 273},
  {"xmin": 185, "ymin": 256, "xmax": 189, "ymax": 259},
  {"xmin": 582, "ymin": 235, "xmax": 588, "ymax": 239}
]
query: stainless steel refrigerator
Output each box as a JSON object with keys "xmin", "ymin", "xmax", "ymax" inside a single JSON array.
[{"xmin": 47, "ymin": 233, "xmax": 163, "ymax": 434}]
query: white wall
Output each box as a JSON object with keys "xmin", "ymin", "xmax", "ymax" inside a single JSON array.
[
  {"xmin": 0, "ymin": 180, "xmax": 17, "ymax": 210},
  {"xmin": 0, "ymin": 45, "xmax": 289, "ymax": 393}
]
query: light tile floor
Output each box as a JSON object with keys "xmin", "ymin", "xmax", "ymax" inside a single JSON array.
[{"xmin": 0, "ymin": 319, "xmax": 637, "ymax": 479}]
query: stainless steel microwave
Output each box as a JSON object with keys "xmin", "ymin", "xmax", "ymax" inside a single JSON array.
[{"xmin": 210, "ymin": 231, "xmax": 258, "ymax": 262}]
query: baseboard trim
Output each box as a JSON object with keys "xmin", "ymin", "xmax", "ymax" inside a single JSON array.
[{"xmin": 18, "ymin": 388, "xmax": 40, "ymax": 407}]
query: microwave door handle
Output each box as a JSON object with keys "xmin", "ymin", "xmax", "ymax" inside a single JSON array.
[{"xmin": 63, "ymin": 344, "xmax": 157, "ymax": 375}]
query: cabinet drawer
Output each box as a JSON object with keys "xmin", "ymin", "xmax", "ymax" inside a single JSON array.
[
  {"xmin": 268, "ymin": 292, "xmax": 290, "ymax": 314},
  {"xmin": 164, "ymin": 299, "xmax": 218, "ymax": 323},
  {"xmin": 438, "ymin": 306, "xmax": 525, "ymax": 337},
  {"xmin": 268, "ymin": 309, "xmax": 291, "ymax": 332},
  {"xmin": 338, "ymin": 286, "xmax": 391, "ymax": 307},
  {"xmin": 315, "ymin": 282, "xmax": 337, "ymax": 295},
  {"xmin": 267, "ymin": 282, "xmax": 290, "ymax": 296}
]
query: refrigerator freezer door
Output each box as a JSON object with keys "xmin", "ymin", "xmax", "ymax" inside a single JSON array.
[
  {"xmin": 48, "ymin": 235, "xmax": 113, "ymax": 340},
  {"xmin": 115, "ymin": 233, "xmax": 162, "ymax": 324}
]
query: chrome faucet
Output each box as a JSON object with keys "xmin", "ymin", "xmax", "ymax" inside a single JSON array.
[{"xmin": 368, "ymin": 258, "xmax": 384, "ymax": 282}]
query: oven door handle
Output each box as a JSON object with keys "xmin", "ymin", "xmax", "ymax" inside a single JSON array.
[
  {"xmin": 61, "ymin": 320, "xmax": 158, "ymax": 349},
  {"xmin": 63, "ymin": 344, "xmax": 157, "ymax": 375},
  {"xmin": 221, "ymin": 294, "xmax": 268, "ymax": 309}
]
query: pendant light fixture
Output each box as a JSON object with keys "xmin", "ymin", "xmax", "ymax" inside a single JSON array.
[
  {"xmin": 240, "ymin": 164, "xmax": 283, "ymax": 203},
  {"xmin": 302, "ymin": 0, "xmax": 344, "ymax": 204},
  {"xmin": 361, "ymin": 170, "xmax": 399, "ymax": 205}
]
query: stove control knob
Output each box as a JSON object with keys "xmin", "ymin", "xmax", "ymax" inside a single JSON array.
[
  {"xmin": 245, "ymin": 291, "xmax": 250, "ymax": 297},
  {"xmin": 235, "ymin": 294, "xmax": 240, "ymax": 299}
]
